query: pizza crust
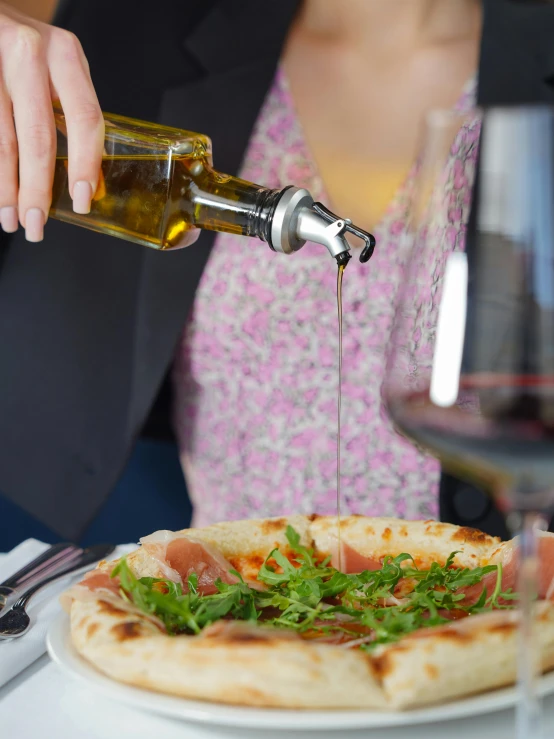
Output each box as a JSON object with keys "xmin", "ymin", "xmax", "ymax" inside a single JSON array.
[
  {"xmin": 310, "ymin": 515, "xmax": 500, "ymax": 569},
  {"xmin": 68, "ymin": 515, "xmax": 554, "ymax": 710},
  {"xmin": 70, "ymin": 598, "xmax": 386, "ymax": 709},
  {"xmin": 372, "ymin": 603, "xmax": 554, "ymax": 709}
]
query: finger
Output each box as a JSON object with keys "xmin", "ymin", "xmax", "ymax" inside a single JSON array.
[
  {"xmin": 49, "ymin": 29, "xmax": 104, "ymax": 215},
  {"xmin": 5, "ymin": 25, "xmax": 56, "ymax": 241},
  {"xmin": 0, "ymin": 74, "xmax": 19, "ymax": 233}
]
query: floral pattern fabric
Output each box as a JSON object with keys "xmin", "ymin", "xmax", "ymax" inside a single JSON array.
[{"xmin": 172, "ymin": 67, "xmax": 478, "ymax": 528}]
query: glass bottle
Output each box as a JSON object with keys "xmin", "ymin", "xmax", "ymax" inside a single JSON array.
[{"xmin": 50, "ymin": 108, "xmax": 375, "ymax": 267}]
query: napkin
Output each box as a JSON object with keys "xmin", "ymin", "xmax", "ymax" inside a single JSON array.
[{"xmin": 0, "ymin": 539, "xmax": 134, "ymax": 688}]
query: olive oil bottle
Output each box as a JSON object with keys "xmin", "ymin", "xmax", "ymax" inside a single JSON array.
[{"xmin": 50, "ymin": 108, "xmax": 375, "ymax": 266}]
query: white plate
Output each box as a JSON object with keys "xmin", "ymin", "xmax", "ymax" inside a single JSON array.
[{"xmin": 47, "ymin": 612, "xmax": 554, "ymax": 732}]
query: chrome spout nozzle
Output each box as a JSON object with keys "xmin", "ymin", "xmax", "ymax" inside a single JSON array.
[
  {"xmin": 268, "ymin": 187, "xmax": 375, "ymax": 266},
  {"xmin": 296, "ymin": 206, "xmax": 352, "ymax": 263}
]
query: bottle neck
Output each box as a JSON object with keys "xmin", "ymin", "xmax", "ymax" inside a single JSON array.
[
  {"xmin": 187, "ymin": 163, "xmax": 375, "ymax": 265},
  {"xmin": 186, "ymin": 163, "xmax": 281, "ymax": 242}
]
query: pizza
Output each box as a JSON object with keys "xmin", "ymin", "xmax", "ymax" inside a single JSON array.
[{"xmin": 63, "ymin": 515, "xmax": 554, "ymax": 710}]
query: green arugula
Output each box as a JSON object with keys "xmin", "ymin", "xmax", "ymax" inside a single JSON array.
[
  {"xmin": 109, "ymin": 525, "xmax": 517, "ymax": 649},
  {"xmin": 111, "ymin": 560, "xmax": 258, "ymax": 635}
]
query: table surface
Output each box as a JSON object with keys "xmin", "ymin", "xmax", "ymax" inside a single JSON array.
[{"xmin": 1, "ymin": 655, "xmax": 554, "ymax": 739}]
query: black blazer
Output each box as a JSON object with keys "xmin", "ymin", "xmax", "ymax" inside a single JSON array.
[{"xmin": 1, "ymin": 0, "xmax": 553, "ymax": 540}]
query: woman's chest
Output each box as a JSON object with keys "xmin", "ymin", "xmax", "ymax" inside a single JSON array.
[
  {"xmin": 185, "ymin": 67, "xmax": 477, "ymax": 379},
  {"xmin": 281, "ymin": 33, "xmax": 479, "ymax": 231}
]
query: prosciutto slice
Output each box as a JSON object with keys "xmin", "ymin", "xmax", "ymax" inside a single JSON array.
[
  {"xmin": 60, "ymin": 570, "xmax": 165, "ymax": 630},
  {"xmin": 200, "ymin": 620, "xmax": 300, "ymax": 642},
  {"xmin": 79, "ymin": 570, "xmax": 121, "ymax": 596},
  {"xmin": 330, "ymin": 540, "xmax": 384, "ymax": 573},
  {"xmin": 459, "ymin": 530, "xmax": 554, "ymax": 605},
  {"xmin": 60, "ymin": 570, "xmax": 120, "ymax": 612},
  {"xmin": 334, "ymin": 530, "xmax": 554, "ymax": 604},
  {"xmin": 140, "ymin": 530, "xmax": 240, "ymax": 595}
]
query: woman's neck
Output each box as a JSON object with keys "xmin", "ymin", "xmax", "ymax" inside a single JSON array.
[{"xmin": 298, "ymin": 0, "xmax": 481, "ymax": 50}]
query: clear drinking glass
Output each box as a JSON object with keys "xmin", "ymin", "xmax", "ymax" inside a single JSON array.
[{"xmin": 382, "ymin": 106, "xmax": 554, "ymax": 738}]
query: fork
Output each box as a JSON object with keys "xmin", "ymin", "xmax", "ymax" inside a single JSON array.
[{"xmin": 0, "ymin": 543, "xmax": 115, "ymax": 639}]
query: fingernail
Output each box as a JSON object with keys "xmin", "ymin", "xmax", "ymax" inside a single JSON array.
[
  {"xmin": 25, "ymin": 208, "xmax": 45, "ymax": 242},
  {"xmin": 0, "ymin": 206, "xmax": 18, "ymax": 233},
  {"xmin": 72, "ymin": 180, "xmax": 93, "ymax": 214}
]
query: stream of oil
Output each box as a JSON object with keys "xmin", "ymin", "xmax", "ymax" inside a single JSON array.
[{"xmin": 337, "ymin": 264, "xmax": 345, "ymax": 572}]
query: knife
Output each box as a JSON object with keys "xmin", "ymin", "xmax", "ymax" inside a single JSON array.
[
  {"xmin": 1, "ymin": 542, "xmax": 82, "ymax": 590},
  {"xmin": 0, "ymin": 542, "xmax": 115, "ymax": 614}
]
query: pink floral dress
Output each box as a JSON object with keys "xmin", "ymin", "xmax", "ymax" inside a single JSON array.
[{"xmin": 172, "ymin": 67, "xmax": 478, "ymax": 528}]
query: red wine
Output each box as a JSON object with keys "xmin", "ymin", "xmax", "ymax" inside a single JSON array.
[{"xmin": 390, "ymin": 375, "xmax": 554, "ymax": 511}]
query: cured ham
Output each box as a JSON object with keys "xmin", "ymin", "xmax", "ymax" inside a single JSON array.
[
  {"xmin": 140, "ymin": 530, "xmax": 240, "ymax": 595},
  {"xmin": 80, "ymin": 570, "xmax": 121, "ymax": 596},
  {"xmin": 331, "ymin": 540, "xmax": 384, "ymax": 573},
  {"xmin": 306, "ymin": 620, "xmax": 374, "ymax": 646},
  {"xmin": 200, "ymin": 620, "xmax": 300, "ymax": 642},
  {"xmin": 404, "ymin": 608, "xmax": 520, "ymax": 641},
  {"xmin": 459, "ymin": 530, "xmax": 554, "ymax": 605},
  {"xmin": 60, "ymin": 569, "xmax": 118, "ymax": 612},
  {"xmin": 331, "ymin": 531, "xmax": 554, "ymax": 606},
  {"xmin": 60, "ymin": 569, "xmax": 165, "ymax": 630}
]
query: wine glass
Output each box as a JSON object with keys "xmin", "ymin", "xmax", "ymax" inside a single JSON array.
[{"xmin": 382, "ymin": 106, "xmax": 554, "ymax": 738}]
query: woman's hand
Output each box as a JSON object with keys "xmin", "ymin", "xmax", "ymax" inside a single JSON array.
[{"xmin": 0, "ymin": 2, "xmax": 104, "ymax": 241}]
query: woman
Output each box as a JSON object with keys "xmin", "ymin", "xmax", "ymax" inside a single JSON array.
[
  {"xmin": 172, "ymin": 1, "xmax": 481, "ymax": 529},
  {"xmin": 0, "ymin": 0, "xmax": 552, "ymax": 542}
]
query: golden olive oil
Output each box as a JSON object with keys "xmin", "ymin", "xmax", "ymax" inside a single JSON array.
[
  {"xmin": 337, "ymin": 263, "xmax": 345, "ymax": 571},
  {"xmin": 51, "ymin": 150, "xmax": 273, "ymax": 250}
]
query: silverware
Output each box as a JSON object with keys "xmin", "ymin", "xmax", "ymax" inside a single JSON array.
[
  {"xmin": 0, "ymin": 542, "xmax": 115, "ymax": 639},
  {"xmin": 0, "ymin": 542, "xmax": 83, "ymax": 614},
  {"xmin": 1, "ymin": 542, "xmax": 82, "ymax": 588}
]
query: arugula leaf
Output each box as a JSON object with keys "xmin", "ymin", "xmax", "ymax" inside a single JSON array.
[
  {"xmin": 257, "ymin": 548, "xmax": 298, "ymax": 586},
  {"xmin": 187, "ymin": 573, "xmax": 198, "ymax": 595},
  {"xmin": 285, "ymin": 524, "xmax": 316, "ymax": 566},
  {"xmin": 109, "ymin": 526, "xmax": 519, "ymax": 648}
]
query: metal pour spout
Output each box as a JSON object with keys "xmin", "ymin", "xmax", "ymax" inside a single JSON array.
[
  {"xmin": 268, "ymin": 187, "xmax": 376, "ymax": 267},
  {"xmin": 296, "ymin": 207, "xmax": 352, "ymax": 265}
]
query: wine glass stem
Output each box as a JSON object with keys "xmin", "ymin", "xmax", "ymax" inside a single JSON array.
[{"xmin": 514, "ymin": 509, "xmax": 545, "ymax": 739}]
